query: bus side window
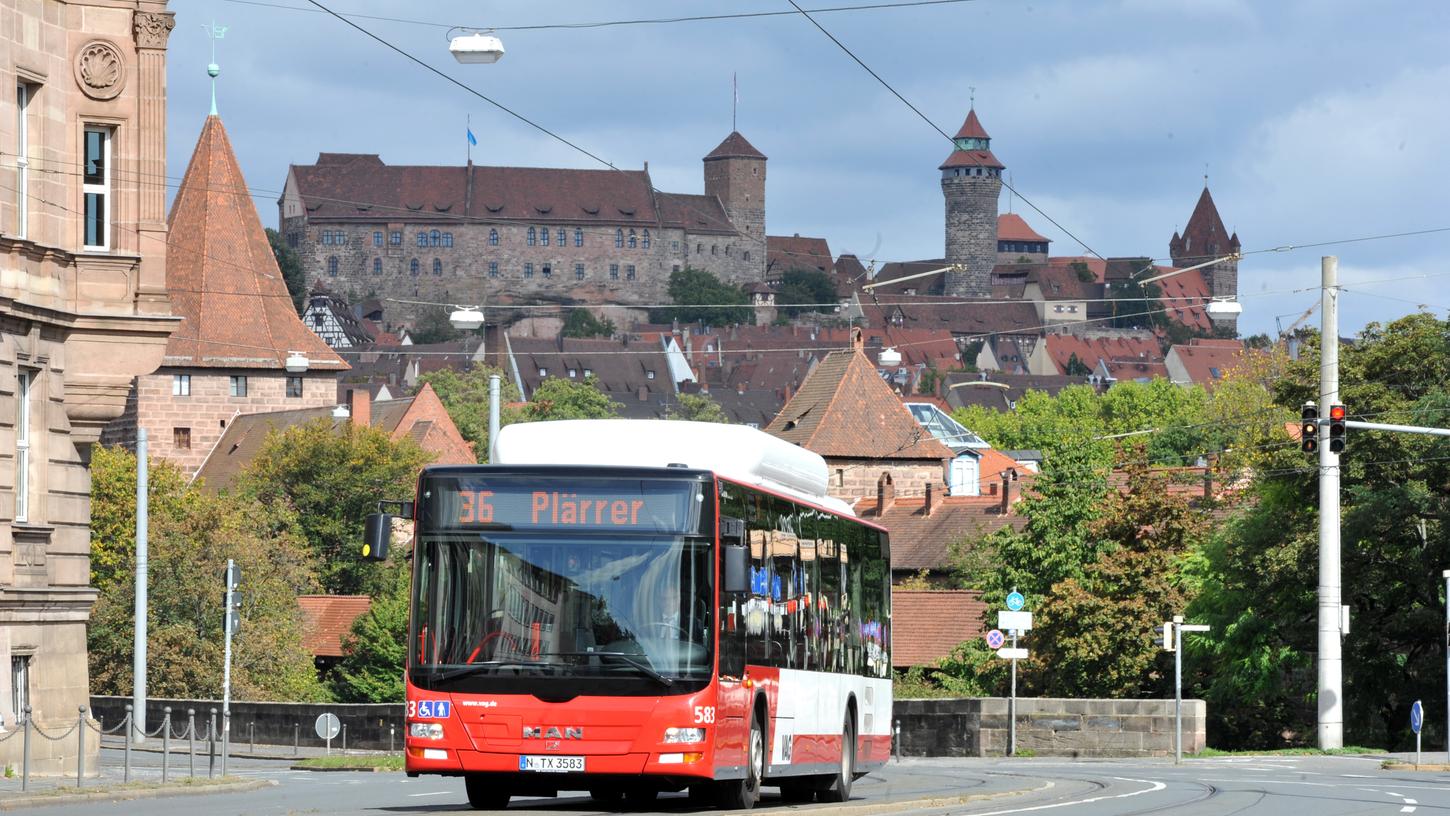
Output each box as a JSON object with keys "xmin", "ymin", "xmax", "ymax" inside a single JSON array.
[
  {"xmin": 844, "ymin": 521, "xmax": 867, "ymax": 675},
  {"xmin": 718, "ymin": 484, "xmax": 748, "ymax": 678},
  {"xmin": 818, "ymin": 515, "xmax": 842, "ymax": 673},
  {"xmin": 769, "ymin": 496, "xmax": 796, "ymax": 671},
  {"xmin": 744, "ymin": 492, "xmax": 772, "ymax": 668}
]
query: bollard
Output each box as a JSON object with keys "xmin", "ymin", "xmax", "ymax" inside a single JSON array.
[
  {"xmin": 123, "ymin": 705, "xmax": 133, "ymax": 783},
  {"xmin": 293, "ymin": 722, "xmax": 300, "ymax": 757},
  {"xmin": 187, "ymin": 708, "xmax": 196, "ymax": 778},
  {"xmin": 221, "ymin": 709, "xmax": 229, "ymax": 777},
  {"xmin": 893, "ymin": 719, "xmax": 901, "ymax": 762},
  {"xmin": 341, "ymin": 722, "xmax": 347, "ymax": 754},
  {"xmin": 77, "ymin": 706, "xmax": 86, "ymax": 788},
  {"xmin": 208, "ymin": 708, "xmax": 217, "ymax": 778},
  {"xmin": 250, "ymin": 721, "xmax": 255, "ymax": 756},
  {"xmin": 162, "ymin": 708, "xmax": 171, "ymax": 783},
  {"xmin": 390, "ymin": 724, "xmax": 395, "ymax": 754},
  {"xmin": 21, "ymin": 706, "xmax": 30, "ymax": 792}
]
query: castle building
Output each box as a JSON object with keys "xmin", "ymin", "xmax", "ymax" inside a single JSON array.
[
  {"xmin": 0, "ymin": 1, "xmax": 179, "ymax": 773},
  {"xmin": 102, "ymin": 114, "xmax": 346, "ymax": 477},
  {"xmin": 278, "ymin": 132, "xmax": 769, "ymax": 324},
  {"xmin": 940, "ymin": 109, "xmax": 1004, "ymax": 298},
  {"xmin": 1170, "ymin": 186, "xmax": 1241, "ymax": 330}
]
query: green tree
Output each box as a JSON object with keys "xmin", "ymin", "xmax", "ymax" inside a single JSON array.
[
  {"xmin": 1063, "ymin": 352, "xmax": 1091, "ymax": 376},
  {"xmin": 232, "ymin": 419, "xmax": 434, "ymax": 596},
  {"xmin": 88, "ymin": 446, "xmax": 326, "ymax": 701},
  {"xmin": 670, "ymin": 392, "xmax": 730, "ymax": 423},
  {"xmin": 410, "ymin": 306, "xmax": 463, "ymax": 345},
  {"xmin": 90, "ymin": 445, "xmax": 194, "ymax": 593},
  {"xmin": 561, "ymin": 308, "xmax": 617, "ymax": 339},
  {"xmin": 648, "ymin": 268, "xmax": 752, "ymax": 326},
  {"xmin": 417, "ymin": 366, "xmax": 523, "ymax": 457},
  {"xmin": 522, "ymin": 377, "xmax": 622, "ymax": 421},
  {"xmin": 775, "ymin": 268, "xmax": 838, "ymax": 317},
  {"xmin": 332, "ymin": 569, "xmax": 410, "ymax": 702},
  {"xmin": 265, "ymin": 227, "xmax": 307, "ymax": 315}
]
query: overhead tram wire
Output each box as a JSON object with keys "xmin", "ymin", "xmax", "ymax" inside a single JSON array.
[
  {"xmin": 783, "ymin": 0, "xmax": 1105, "ymax": 263},
  {"xmin": 224, "ymin": 0, "xmax": 986, "ymax": 32}
]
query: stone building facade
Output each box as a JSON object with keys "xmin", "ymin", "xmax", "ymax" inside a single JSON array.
[
  {"xmin": 278, "ymin": 133, "xmax": 769, "ymax": 326},
  {"xmin": 1170, "ymin": 186, "xmax": 1240, "ymax": 331},
  {"xmin": 941, "ymin": 109, "xmax": 1004, "ymax": 298},
  {"xmin": 0, "ymin": 1, "xmax": 180, "ymax": 773},
  {"xmin": 101, "ymin": 114, "xmax": 346, "ymax": 478}
]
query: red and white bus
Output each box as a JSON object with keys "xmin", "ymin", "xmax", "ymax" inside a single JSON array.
[{"xmin": 364, "ymin": 420, "xmax": 892, "ymax": 810}]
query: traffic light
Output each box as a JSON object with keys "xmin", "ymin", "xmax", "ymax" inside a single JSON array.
[
  {"xmin": 362, "ymin": 512, "xmax": 391, "ymax": 561},
  {"xmin": 1328, "ymin": 404, "xmax": 1346, "ymax": 454},
  {"xmin": 1153, "ymin": 621, "xmax": 1175, "ymax": 652},
  {"xmin": 1300, "ymin": 402, "xmax": 1319, "ymax": 453}
]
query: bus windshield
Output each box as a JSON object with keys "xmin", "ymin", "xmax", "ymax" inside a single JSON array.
[{"xmin": 411, "ymin": 532, "xmax": 714, "ymax": 695}]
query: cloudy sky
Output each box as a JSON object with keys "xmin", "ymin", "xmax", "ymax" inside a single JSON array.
[{"xmin": 167, "ymin": 0, "xmax": 1450, "ymax": 338}]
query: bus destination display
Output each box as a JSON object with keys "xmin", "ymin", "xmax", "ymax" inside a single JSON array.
[{"xmin": 425, "ymin": 475, "xmax": 703, "ymax": 534}]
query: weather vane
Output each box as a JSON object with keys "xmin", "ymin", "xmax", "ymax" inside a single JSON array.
[{"xmin": 203, "ymin": 20, "xmax": 228, "ymax": 116}]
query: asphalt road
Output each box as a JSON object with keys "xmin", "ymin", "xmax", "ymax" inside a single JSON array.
[{"xmin": 20, "ymin": 753, "xmax": 1450, "ymax": 815}]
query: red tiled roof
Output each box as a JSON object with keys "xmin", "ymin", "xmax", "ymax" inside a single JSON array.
[
  {"xmin": 1170, "ymin": 187, "xmax": 1240, "ymax": 263},
  {"xmin": 953, "ymin": 109, "xmax": 991, "ymax": 141},
  {"xmin": 1042, "ymin": 335, "xmax": 1163, "ymax": 377},
  {"xmin": 767, "ymin": 234, "xmax": 833, "ymax": 275},
  {"xmin": 298, "ymin": 595, "xmax": 371, "ymax": 657},
  {"xmin": 891, "ymin": 590, "xmax": 988, "ymax": 668},
  {"xmin": 704, "ymin": 131, "xmax": 766, "ymax": 161},
  {"xmin": 166, "ymin": 118, "xmax": 346, "ymax": 370},
  {"xmin": 861, "ymin": 495, "xmax": 1024, "ymax": 571},
  {"xmin": 858, "ymin": 294, "xmax": 1041, "ymax": 339},
  {"xmin": 656, "ymin": 192, "xmax": 736, "ymax": 235},
  {"xmin": 1152, "ymin": 266, "xmax": 1213, "ymax": 333},
  {"xmin": 997, "ymin": 213, "xmax": 1049, "ymax": 243},
  {"xmin": 1167, "ymin": 339, "xmax": 1248, "ymax": 390},
  {"xmin": 766, "ymin": 348, "xmax": 955, "ymax": 460},
  {"xmin": 939, "ymin": 149, "xmax": 1005, "ymax": 171}
]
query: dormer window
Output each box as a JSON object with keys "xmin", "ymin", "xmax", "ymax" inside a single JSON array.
[
  {"xmin": 568, "ymin": 369, "xmax": 577, "ymax": 378},
  {"xmin": 646, "ymin": 370, "xmax": 655, "ymax": 380},
  {"xmin": 538, "ymin": 368, "xmax": 547, "ymax": 377}
]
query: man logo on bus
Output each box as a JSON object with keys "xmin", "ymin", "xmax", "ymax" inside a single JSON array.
[{"xmin": 523, "ymin": 726, "xmax": 583, "ymax": 739}]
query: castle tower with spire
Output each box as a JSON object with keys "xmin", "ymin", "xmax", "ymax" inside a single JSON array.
[
  {"xmin": 1170, "ymin": 185, "xmax": 1241, "ymax": 329},
  {"xmin": 941, "ymin": 108, "xmax": 1005, "ymax": 298}
]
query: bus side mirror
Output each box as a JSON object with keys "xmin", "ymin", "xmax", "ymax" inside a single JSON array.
[
  {"xmin": 723, "ymin": 542, "xmax": 749, "ymax": 594},
  {"xmin": 362, "ymin": 513, "xmax": 391, "ymax": 561}
]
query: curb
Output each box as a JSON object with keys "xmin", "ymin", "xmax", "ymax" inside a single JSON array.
[
  {"xmin": 289, "ymin": 765, "xmax": 396, "ymax": 772},
  {"xmin": 0, "ymin": 778, "xmax": 276, "ymax": 810},
  {"xmin": 1383, "ymin": 762, "xmax": 1450, "ymax": 772}
]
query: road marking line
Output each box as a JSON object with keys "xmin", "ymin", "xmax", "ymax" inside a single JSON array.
[
  {"xmin": 1343, "ymin": 774, "xmax": 1376, "ymax": 778},
  {"xmin": 965, "ymin": 777, "xmax": 1167, "ymax": 816},
  {"xmin": 1196, "ymin": 778, "xmax": 1338, "ymax": 788},
  {"xmin": 1387, "ymin": 791, "xmax": 1405, "ymax": 796},
  {"xmin": 1400, "ymin": 807, "xmax": 1415, "ymax": 813},
  {"xmin": 1405, "ymin": 799, "xmax": 1417, "ymax": 805},
  {"xmin": 409, "ymin": 791, "xmax": 451, "ymax": 797}
]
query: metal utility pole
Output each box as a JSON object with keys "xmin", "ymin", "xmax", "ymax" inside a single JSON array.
[
  {"xmin": 488, "ymin": 374, "xmax": 501, "ymax": 463},
  {"xmin": 222, "ymin": 560, "xmax": 239, "ymax": 775},
  {"xmin": 1317, "ymin": 256, "xmax": 1343, "ymax": 749},
  {"xmin": 1444, "ymin": 569, "xmax": 1449, "ymax": 760},
  {"xmin": 1174, "ymin": 616, "xmax": 1183, "ymax": 764},
  {"xmin": 132, "ymin": 428, "xmax": 148, "ymax": 744}
]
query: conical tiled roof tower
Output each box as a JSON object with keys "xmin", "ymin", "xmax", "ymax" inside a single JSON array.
[
  {"xmin": 165, "ymin": 115, "xmax": 345, "ymax": 370},
  {"xmin": 1169, "ymin": 185, "xmax": 1240, "ymax": 329}
]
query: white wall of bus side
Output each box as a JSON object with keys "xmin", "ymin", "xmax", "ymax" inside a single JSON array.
[{"xmin": 769, "ymin": 670, "xmax": 892, "ymax": 765}]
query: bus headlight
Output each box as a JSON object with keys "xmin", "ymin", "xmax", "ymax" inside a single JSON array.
[
  {"xmin": 663, "ymin": 727, "xmax": 706, "ymax": 744},
  {"xmin": 410, "ymin": 722, "xmax": 444, "ymax": 740}
]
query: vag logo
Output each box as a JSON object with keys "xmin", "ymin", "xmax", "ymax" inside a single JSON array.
[{"xmin": 522, "ymin": 726, "xmax": 583, "ymax": 739}]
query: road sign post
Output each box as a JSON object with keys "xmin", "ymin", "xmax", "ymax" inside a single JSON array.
[
  {"xmin": 997, "ymin": 598, "xmax": 1033, "ymax": 757},
  {"xmin": 1162, "ymin": 616, "xmax": 1210, "ymax": 764},
  {"xmin": 316, "ymin": 712, "xmax": 340, "ymax": 755},
  {"xmin": 1411, "ymin": 700, "xmax": 1423, "ymax": 766}
]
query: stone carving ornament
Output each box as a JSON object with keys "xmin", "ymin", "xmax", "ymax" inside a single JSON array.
[
  {"xmin": 75, "ymin": 40, "xmax": 126, "ymax": 100},
  {"xmin": 133, "ymin": 11, "xmax": 176, "ymax": 50}
]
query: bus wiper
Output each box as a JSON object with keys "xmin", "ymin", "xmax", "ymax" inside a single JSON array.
[
  {"xmin": 432, "ymin": 660, "xmax": 557, "ymax": 683},
  {"xmin": 539, "ymin": 651, "xmax": 674, "ymax": 687}
]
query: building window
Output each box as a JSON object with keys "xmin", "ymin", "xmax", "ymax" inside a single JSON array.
[
  {"xmin": 230, "ymin": 375, "xmax": 248, "ymax": 397},
  {"xmin": 744, "ymin": 251, "xmax": 750, "ymax": 261},
  {"xmin": 615, "ymin": 229, "xmax": 624, "ymax": 248},
  {"xmin": 373, "ymin": 231, "xmax": 383, "ymax": 247},
  {"xmin": 15, "ymin": 83, "xmax": 32, "ymax": 240},
  {"xmin": 574, "ymin": 228, "xmax": 583, "ymax": 247},
  {"xmin": 696, "ymin": 243, "xmax": 702, "ymax": 254},
  {"xmin": 172, "ymin": 374, "xmax": 191, "ymax": 396},
  {"xmin": 14, "ymin": 370, "xmax": 32, "ymax": 522},
  {"xmin": 312, "ymin": 313, "xmax": 323, "ymax": 328},
  {"xmin": 286, "ymin": 375, "xmax": 304, "ymax": 398},
  {"xmin": 83, "ymin": 126, "xmax": 111, "ymax": 250},
  {"xmin": 335, "ymin": 231, "xmax": 347, "ymax": 245},
  {"xmin": 711, "ymin": 245, "xmax": 718, "ymax": 255},
  {"xmin": 541, "ymin": 264, "xmax": 552, "ymax": 278},
  {"xmin": 583, "ymin": 368, "xmax": 592, "ymax": 377},
  {"xmin": 628, "ymin": 230, "xmax": 637, "ymax": 249},
  {"xmin": 287, "ymin": 232, "xmax": 299, "ymax": 248},
  {"xmin": 430, "ymin": 229, "xmax": 441, "ymax": 246},
  {"xmin": 574, "ymin": 263, "xmax": 584, "ymax": 280},
  {"xmin": 489, "ymin": 229, "xmax": 499, "ymax": 246},
  {"xmin": 414, "ymin": 232, "xmax": 426, "ymax": 247},
  {"xmin": 540, "ymin": 227, "xmax": 550, "ymax": 247},
  {"xmin": 626, "ymin": 264, "xmax": 636, "ymax": 280},
  {"xmin": 410, "ymin": 258, "xmax": 420, "ymax": 276},
  {"xmin": 173, "ymin": 427, "xmax": 191, "ymax": 449},
  {"xmin": 11, "ymin": 656, "xmax": 29, "ymax": 720},
  {"xmin": 389, "ymin": 230, "xmax": 402, "ymax": 246},
  {"xmin": 557, "ymin": 229, "xmax": 566, "ymax": 246},
  {"xmin": 327, "ymin": 256, "xmax": 339, "ymax": 277},
  {"xmin": 523, "ymin": 263, "xmax": 533, "ymax": 278},
  {"xmin": 433, "ymin": 258, "xmax": 443, "ymax": 276},
  {"xmin": 642, "ymin": 229, "xmax": 651, "ymax": 249},
  {"xmin": 609, "ymin": 264, "xmax": 619, "ymax": 280},
  {"xmin": 646, "ymin": 370, "xmax": 655, "ymax": 379},
  {"xmin": 527, "ymin": 227, "xmax": 536, "ymax": 246},
  {"xmin": 442, "ymin": 232, "xmax": 453, "ymax": 247},
  {"xmin": 373, "ymin": 257, "xmax": 382, "ymax": 275},
  {"xmin": 321, "ymin": 230, "xmax": 331, "ymax": 245},
  {"xmin": 488, "ymin": 262, "xmax": 499, "ymax": 278},
  {"xmin": 568, "ymin": 368, "xmax": 577, "ymax": 378},
  {"xmin": 672, "ymin": 241, "xmax": 680, "ymax": 252},
  {"xmin": 538, "ymin": 368, "xmax": 547, "ymax": 377}
]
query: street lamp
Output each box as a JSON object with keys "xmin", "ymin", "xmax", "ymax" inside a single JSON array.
[
  {"xmin": 284, "ymin": 351, "xmax": 309, "ymax": 373},
  {"xmin": 449, "ymin": 306, "xmax": 485, "ymax": 331},
  {"xmin": 448, "ymin": 29, "xmax": 505, "ymax": 64},
  {"xmin": 878, "ymin": 347, "xmax": 902, "ymax": 367},
  {"xmin": 1205, "ymin": 297, "xmax": 1243, "ymax": 317}
]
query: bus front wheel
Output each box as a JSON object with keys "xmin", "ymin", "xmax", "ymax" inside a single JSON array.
[
  {"xmin": 464, "ymin": 774, "xmax": 511, "ymax": 810},
  {"xmin": 715, "ymin": 712, "xmax": 764, "ymax": 809}
]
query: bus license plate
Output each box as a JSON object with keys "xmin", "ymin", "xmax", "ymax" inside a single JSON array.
[{"xmin": 520, "ymin": 755, "xmax": 584, "ymax": 773}]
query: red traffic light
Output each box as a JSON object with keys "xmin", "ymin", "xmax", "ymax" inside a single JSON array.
[{"xmin": 1328, "ymin": 405, "xmax": 1346, "ymax": 421}]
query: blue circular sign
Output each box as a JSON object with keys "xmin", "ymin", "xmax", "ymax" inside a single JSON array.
[
  {"xmin": 986, "ymin": 629, "xmax": 1006, "ymax": 650},
  {"xmin": 1006, "ymin": 592, "xmax": 1026, "ymax": 612},
  {"xmin": 1411, "ymin": 700, "xmax": 1423, "ymax": 734}
]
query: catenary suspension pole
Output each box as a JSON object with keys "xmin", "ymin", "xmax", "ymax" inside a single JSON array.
[
  {"xmin": 488, "ymin": 374, "xmax": 501, "ymax": 463},
  {"xmin": 132, "ymin": 428, "xmax": 148, "ymax": 744},
  {"xmin": 1318, "ymin": 256, "xmax": 1343, "ymax": 749}
]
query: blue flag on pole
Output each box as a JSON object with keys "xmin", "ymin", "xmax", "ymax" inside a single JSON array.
[{"xmin": 467, "ymin": 128, "xmax": 478, "ymax": 146}]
